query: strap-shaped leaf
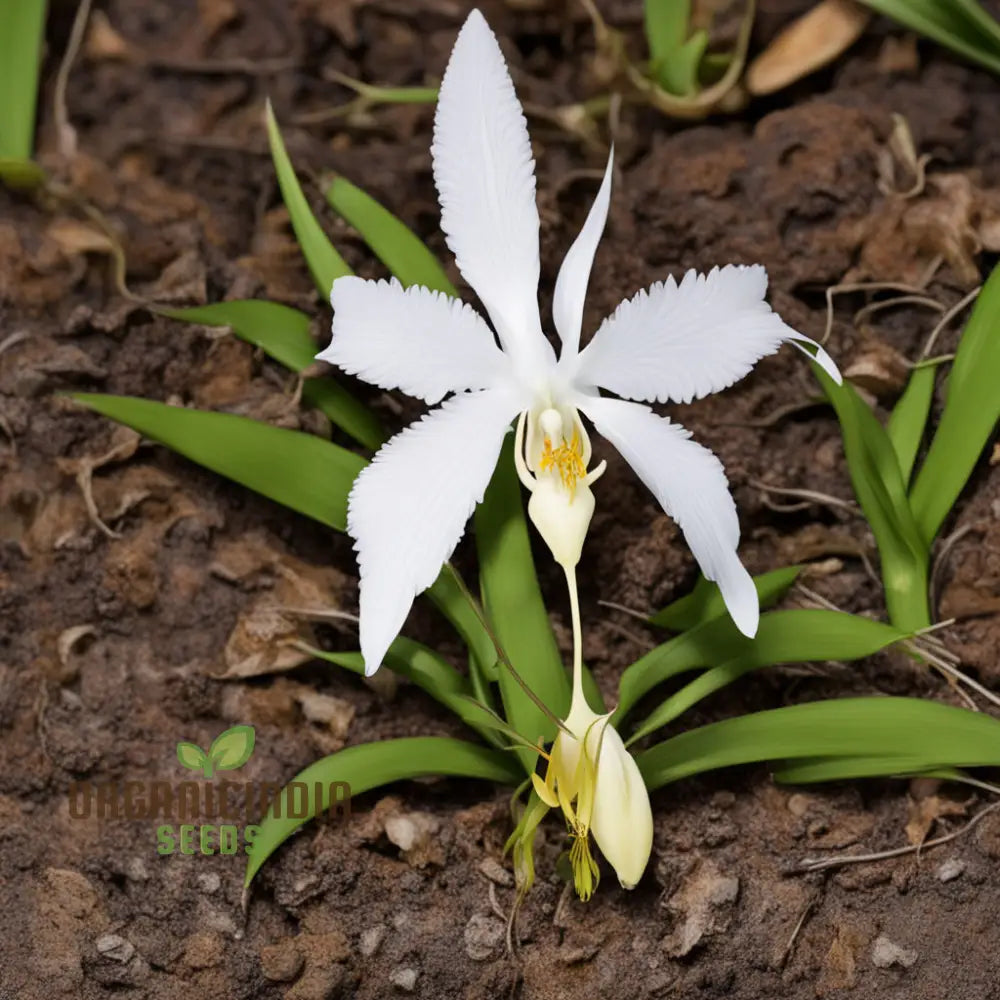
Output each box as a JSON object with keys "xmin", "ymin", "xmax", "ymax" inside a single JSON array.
[
  {"xmin": 0, "ymin": 0, "xmax": 45, "ymax": 178},
  {"xmin": 627, "ymin": 611, "xmax": 907, "ymax": 742},
  {"xmin": 323, "ymin": 175, "xmax": 457, "ymax": 296},
  {"xmin": 816, "ymin": 367, "xmax": 930, "ymax": 630},
  {"xmin": 886, "ymin": 363, "xmax": 937, "ymax": 486},
  {"xmin": 245, "ymin": 737, "xmax": 523, "ymax": 884},
  {"xmin": 639, "ymin": 696, "xmax": 1000, "ymax": 790},
  {"xmin": 475, "ymin": 437, "xmax": 571, "ymax": 773},
  {"xmin": 158, "ymin": 301, "xmax": 385, "ymax": 451},
  {"xmin": 71, "ymin": 393, "xmax": 364, "ymax": 531},
  {"xmin": 616, "ymin": 609, "xmax": 906, "ymax": 728},
  {"xmin": 265, "ymin": 101, "xmax": 352, "ymax": 298},
  {"xmin": 649, "ymin": 565, "xmax": 802, "ymax": 631},
  {"xmin": 910, "ymin": 264, "xmax": 1000, "ymax": 544}
]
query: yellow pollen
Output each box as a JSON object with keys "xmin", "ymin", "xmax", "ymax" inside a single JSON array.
[{"xmin": 539, "ymin": 430, "xmax": 586, "ymax": 496}]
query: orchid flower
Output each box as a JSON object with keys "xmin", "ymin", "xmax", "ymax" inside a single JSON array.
[{"xmin": 317, "ymin": 8, "xmax": 841, "ymax": 676}]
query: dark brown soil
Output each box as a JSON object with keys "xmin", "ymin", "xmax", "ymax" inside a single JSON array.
[{"xmin": 3, "ymin": 1, "xmax": 1000, "ymax": 997}]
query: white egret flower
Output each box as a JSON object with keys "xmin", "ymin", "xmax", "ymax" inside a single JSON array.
[{"xmin": 318, "ymin": 8, "xmax": 841, "ymax": 675}]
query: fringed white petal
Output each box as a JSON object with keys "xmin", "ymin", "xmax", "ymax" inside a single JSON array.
[
  {"xmin": 580, "ymin": 395, "xmax": 759, "ymax": 637},
  {"xmin": 320, "ymin": 276, "xmax": 509, "ymax": 404},
  {"xmin": 431, "ymin": 9, "xmax": 552, "ymax": 373},
  {"xmin": 573, "ymin": 264, "xmax": 841, "ymax": 404},
  {"xmin": 553, "ymin": 147, "xmax": 614, "ymax": 360},
  {"xmin": 348, "ymin": 386, "xmax": 526, "ymax": 673}
]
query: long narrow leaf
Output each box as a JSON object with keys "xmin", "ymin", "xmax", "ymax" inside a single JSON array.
[
  {"xmin": 910, "ymin": 265, "xmax": 1000, "ymax": 544},
  {"xmin": 644, "ymin": 0, "xmax": 691, "ymax": 61},
  {"xmin": 475, "ymin": 437, "xmax": 571, "ymax": 773},
  {"xmin": 323, "ymin": 176, "xmax": 457, "ymax": 296},
  {"xmin": 628, "ymin": 611, "xmax": 907, "ymax": 742},
  {"xmin": 774, "ymin": 755, "xmax": 943, "ymax": 783},
  {"xmin": 158, "ymin": 301, "xmax": 384, "ymax": 450},
  {"xmin": 639, "ymin": 696, "xmax": 1000, "ymax": 790},
  {"xmin": 71, "ymin": 394, "xmax": 363, "ymax": 531},
  {"xmin": 650, "ymin": 565, "xmax": 802, "ymax": 631},
  {"xmin": 858, "ymin": 0, "xmax": 1000, "ymax": 76},
  {"xmin": 886, "ymin": 364, "xmax": 936, "ymax": 485},
  {"xmin": 0, "ymin": 0, "xmax": 46, "ymax": 181},
  {"xmin": 816, "ymin": 367, "xmax": 930, "ymax": 630},
  {"xmin": 301, "ymin": 638, "xmax": 502, "ymax": 747},
  {"xmin": 245, "ymin": 737, "xmax": 523, "ymax": 884},
  {"xmin": 265, "ymin": 101, "xmax": 351, "ymax": 299}
]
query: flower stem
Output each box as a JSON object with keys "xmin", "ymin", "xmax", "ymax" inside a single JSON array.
[{"xmin": 564, "ymin": 563, "xmax": 585, "ymax": 708}]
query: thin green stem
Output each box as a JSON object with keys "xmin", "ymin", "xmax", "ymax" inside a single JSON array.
[{"xmin": 564, "ymin": 564, "xmax": 585, "ymax": 708}]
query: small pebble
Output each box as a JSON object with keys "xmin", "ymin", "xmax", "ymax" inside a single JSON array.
[
  {"xmin": 477, "ymin": 857, "xmax": 513, "ymax": 887},
  {"xmin": 464, "ymin": 913, "xmax": 505, "ymax": 961},
  {"xmin": 390, "ymin": 967, "xmax": 419, "ymax": 992},
  {"xmin": 359, "ymin": 925, "xmax": 387, "ymax": 958},
  {"xmin": 937, "ymin": 858, "xmax": 966, "ymax": 883},
  {"xmin": 196, "ymin": 872, "xmax": 221, "ymax": 894},
  {"xmin": 96, "ymin": 934, "xmax": 135, "ymax": 963},
  {"xmin": 871, "ymin": 935, "xmax": 918, "ymax": 969}
]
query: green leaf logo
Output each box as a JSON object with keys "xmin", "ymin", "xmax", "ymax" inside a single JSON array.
[{"xmin": 176, "ymin": 725, "xmax": 255, "ymax": 778}]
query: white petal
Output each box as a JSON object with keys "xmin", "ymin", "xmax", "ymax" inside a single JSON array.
[
  {"xmin": 349, "ymin": 386, "xmax": 526, "ymax": 673},
  {"xmin": 432, "ymin": 10, "xmax": 552, "ymax": 372},
  {"xmin": 588, "ymin": 723, "xmax": 653, "ymax": 890},
  {"xmin": 580, "ymin": 395, "xmax": 758, "ymax": 637},
  {"xmin": 573, "ymin": 264, "xmax": 841, "ymax": 404},
  {"xmin": 319, "ymin": 276, "xmax": 509, "ymax": 404},
  {"xmin": 553, "ymin": 147, "xmax": 614, "ymax": 360}
]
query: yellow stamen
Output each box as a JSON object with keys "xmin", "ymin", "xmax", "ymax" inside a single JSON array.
[{"xmin": 539, "ymin": 429, "xmax": 587, "ymax": 497}]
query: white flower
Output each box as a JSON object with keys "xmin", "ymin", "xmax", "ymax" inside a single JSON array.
[
  {"xmin": 317, "ymin": 8, "xmax": 841, "ymax": 675},
  {"xmin": 532, "ymin": 692, "xmax": 654, "ymax": 896}
]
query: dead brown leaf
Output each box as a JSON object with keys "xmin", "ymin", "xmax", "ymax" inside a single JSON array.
[{"xmin": 746, "ymin": 0, "xmax": 871, "ymax": 96}]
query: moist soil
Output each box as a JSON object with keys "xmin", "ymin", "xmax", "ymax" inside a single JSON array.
[{"xmin": 3, "ymin": 1, "xmax": 1000, "ymax": 997}]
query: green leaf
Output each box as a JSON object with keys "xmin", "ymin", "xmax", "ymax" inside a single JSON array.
[
  {"xmin": 774, "ymin": 755, "xmax": 944, "ymax": 783},
  {"xmin": 265, "ymin": 101, "xmax": 351, "ymax": 298},
  {"xmin": 0, "ymin": 0, "xmax": 46, "ymax": 166},
  {"xmin": 245, "ymin": 738, "xmax": 523, "ymax": 885},
  {"xmin": 655, "ymin": 29, "xmax": 709, "ymax": 96},
  {"xmin": 649, "ymin": 565, "xmax": 802, "ymax": 631},
  {"xmin": 627, "ymin": 610, "xmax": 908, "ymax": 742},
  {"xmin": 910, "ymin": 265, "xmax": 1000, "ymax": 544},
  {"xmin": 638, "ymin": 696, "xmax": 1000, "ymax": 790},
  {"xmin": 70, "ymin": 394, "xmax": 364, "ymax": 532},
  {"xmin": 323, "ymin": 176, "xmax": 457, "ymax": 296},
  {"xmin": 301, "ymin": 636, "xmax": 503, "ymax": 747},
  {"xmin": 644, "ymin": 0, "xmax": 692, "ymax": 62},
  {"xmin": 158, "ymin": 301, "xmax": 385, "ymax": 451},
  {"xmin": 816, "ymin": 367, "xmax": 930, "ymax": 630},
  {"xmin": 475, "ymin": 437, "xmax": 571, "ymax": 773},
  {"xmin": 886, "ymin": 363, "xmax": 937, "ymax": 486},
  {"xmin": 209, "ymin": 725, "xmax": 256, "ymax": 772},
  {"xmin": 176, "ymin": 742, "xmax": 208, "ymax": 772},
  {"xmin": 856, "ymin": 0, "xmax": 1000, "ymax": 77}
]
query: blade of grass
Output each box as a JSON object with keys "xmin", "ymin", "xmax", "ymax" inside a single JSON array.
[
  {"xmin": 650, "ymin": 565, "xmax": 802, "ymax": 631},
  {"xmin": 0, "ymin": 0, "xmax": 46, "ymax": 169},
  {"xmin": 300, "ymin": 638, "xmax": 502, "ymax": 747},
  {"xmin": 886, "ymin": 363, "xmax": 937, "ymax": 486},
  {"xmin": 323, "ymin": 176, "xmax": 457, "ymax": 296},
  {"xmin": 475, "ymin": 436, "xmax": 571, "ymax": 773},
  {"xmin": 816, "ymin": 366, "xmax": 930, "ymax": 630},
  {"xmin": 628, "ymin": 611, "xmax": 908, "ymax": 743},
  {"xmin": 639, "ymin": 696, "xmax": 1000, "ymax": 790},
  {"xmin": 70, "ymin": 393, "xmax": 363, "ymax": 531},
  {"xmin": 857, "ymin": 0, "xmax": 1000, "ymax": 76},
  {"xmin": 245, "ymin": 737, "xmax": 523, "ymax": 884},
  {"xmin": 910, "ymin": 265, "xmax": 1000, "ymax": 544},
  {"xmin": 158, "ymin": 301, "xmax": 385, "ymax": 451},
  {"xmin": 265, "ymin": 100, "xmax": 351, "ymax": 299}
]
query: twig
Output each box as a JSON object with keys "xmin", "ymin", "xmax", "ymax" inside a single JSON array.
[
  {"xmin": 596, "ymin": 599, "xmax": 653, "ymax": 621},
  {"xmin": 779, "ymin": 892, "xmax": 821, "ymax": 968},
  {"xmin": 822, "ymin": 281, "xmax": 937, "ymax": 344},
  {"xmin": 930, "ymin": 523, "xmax": 980, "ymax": 619},
  {"xmin": 794, "ymin": 799, "xmax": 1000, "ymax": 873},
  {"xmin": 920, "ymin": 286, "xmax": 981, "ymax": 359},
  {"xmin": 53, "ymin": 0, "xmax": 93, "ymax": 157},
  {"xmin": 749, "ymin": 480, "xmax": 859, "ymax": 516}
]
